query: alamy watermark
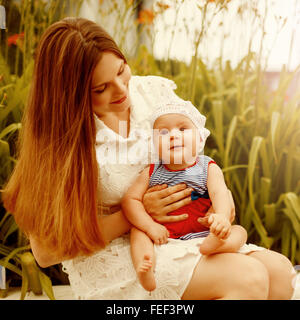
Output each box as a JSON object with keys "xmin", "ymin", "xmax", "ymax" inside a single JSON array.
[
  {"xmin": 96, "ymin": 121, "xmax": 203, "ymax": 165},
  {"xmin": 0, "ymin": 5, "xmax": 6, "ymax": 29}
]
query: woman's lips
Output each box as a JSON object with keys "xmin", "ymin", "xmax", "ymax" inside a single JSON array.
[{"xmin": 111, "ymin": 95, "xmax": 127, "ymax": 104}]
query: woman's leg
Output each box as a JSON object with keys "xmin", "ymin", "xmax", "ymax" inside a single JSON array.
[
  {"xmin": 182, "ymin": 252, "xmax": 269, "ymax": 300},
  {"xmin": 247, "ymin": 250, "xmax": 296, "ymax": 300}
]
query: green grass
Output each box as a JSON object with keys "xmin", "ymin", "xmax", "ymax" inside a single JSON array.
[{"xmin": 0, "ymin": 0, "xmax": 299, "ymax": 298}]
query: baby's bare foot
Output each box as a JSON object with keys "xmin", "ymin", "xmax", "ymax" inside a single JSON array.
[
  {"xmin": 137, "ymin": 254, "xmax": 156, "ymax": 292},
  {"xmin": 199, "ymin": 234, "xmax": 225, "ymax": 255}
]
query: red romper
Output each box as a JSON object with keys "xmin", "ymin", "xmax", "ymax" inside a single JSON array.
[{"xmin": 148, "ymin": 155, "xmax": 216, "ymax": 239}]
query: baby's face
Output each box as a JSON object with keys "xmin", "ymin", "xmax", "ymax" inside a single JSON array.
[{"xmin": 153, "ymin": 113, "xmax": 201, "ymax": 165}]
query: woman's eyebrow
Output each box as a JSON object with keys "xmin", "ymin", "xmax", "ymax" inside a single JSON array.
[{"xmin": 91, "ymin": 60, "xmax": 124, "ymax": 90}]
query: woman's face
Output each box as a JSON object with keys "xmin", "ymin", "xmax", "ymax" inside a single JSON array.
[{"xmin": 91, "ymin": 52, "xmax": 131, "ymax": 118}]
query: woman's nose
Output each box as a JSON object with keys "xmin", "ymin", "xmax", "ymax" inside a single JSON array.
[{"xmin": 113, "ymin": 77, "xmax": 126, "ymax": 93}]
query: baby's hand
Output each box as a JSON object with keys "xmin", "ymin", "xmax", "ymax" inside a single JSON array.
[
  {"xmin": 207, "ymin": 213, "xmax": 231, "ymax": 239},
  {"xmin": 146, "ymin": 223, "xmax": 169, "ymax": 245}
]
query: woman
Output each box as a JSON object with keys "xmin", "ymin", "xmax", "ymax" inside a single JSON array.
[{"xmin": 3, "ymin": 17, "xmax": 295, "ymax": 300}]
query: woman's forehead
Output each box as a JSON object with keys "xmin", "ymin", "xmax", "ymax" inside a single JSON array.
[{"xmin": 91, "ymin": 52, "xmax": 123, "ymax": 88}]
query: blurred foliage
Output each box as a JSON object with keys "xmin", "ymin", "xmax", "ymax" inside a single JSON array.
[
  {"xmin": 0, "ymin": 0, "xmax": 299, "ymax": 299},
  {"xmin": 126, "ymin": 0, "xmax": 300, "ymax": 263}
]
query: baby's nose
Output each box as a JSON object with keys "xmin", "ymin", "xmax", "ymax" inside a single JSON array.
[{"xmin": 169, "ymin": 128, "xmax": 181, "ymax": 138}]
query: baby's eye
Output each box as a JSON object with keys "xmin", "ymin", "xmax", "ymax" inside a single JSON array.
[
  {"xmin": 159, "ymin": 128, "xmax": 169, "ymax": 135},
  {"xmin": 179, "ymin": 127, "xmax": 187, "ymax": 131}
]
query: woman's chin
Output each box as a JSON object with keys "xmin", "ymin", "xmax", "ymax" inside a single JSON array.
[{"xmin": 111, "ymin": 99, "xmax": 131, "ymax": 113}]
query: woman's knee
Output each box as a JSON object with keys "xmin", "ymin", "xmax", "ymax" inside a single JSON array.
[
  {"xmin": 249, "ymin": 250, "xmax": 295, "ymax": 299},
  {"xmin": 182, "ymin": 253, "xmax": 269, "ymax": 300},
  {"xmin": 238, "ymin": 257, "xmax": 269, "ymax": 299},
  {"xmin": 217, "ymin": 254, "xmax": 270, "ymax": 299}
]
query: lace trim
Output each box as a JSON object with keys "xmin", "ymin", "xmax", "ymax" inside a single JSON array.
[
  {"xmin": 62, "ymin": 236, "xmax": 201, "ymax": 300},
  {"xmin": 62, "ymin": 237, "xmax": 266, "ymax": 300}
]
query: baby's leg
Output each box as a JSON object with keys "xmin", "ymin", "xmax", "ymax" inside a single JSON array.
[
  {"xmin": 199, "ymin": 225, "xmax": 247, "ymax": 255},
  {"xmin": 130, "ymin": 227, "xmax": 156, "ymax": 291}
]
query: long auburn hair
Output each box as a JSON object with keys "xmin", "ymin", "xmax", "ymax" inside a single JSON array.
[{"xmin": 2, "ymin": 17, "xmax": 127, "ymax": 258}]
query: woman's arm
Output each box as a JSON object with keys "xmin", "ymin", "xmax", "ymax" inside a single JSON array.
[
  {"xmin": 29, "ymin": 234, "xmax": 75, "ymax": 268},
  {"xmin": 100, "ymin": 210, "xmax": 131, "ymax": 242},
  {"xmin": 30, "ymin": 209, "xmax": 132, "ymax": 268},
  {"xmin": 30, "ymin": 169, "xmax": 151, "ymax": 268}
]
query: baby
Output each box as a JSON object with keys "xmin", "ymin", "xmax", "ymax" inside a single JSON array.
[{"xmin": 121, "ymin": 101, "xmax": 247, "ymax": 292}]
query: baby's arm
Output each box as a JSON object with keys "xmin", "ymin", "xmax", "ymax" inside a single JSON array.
[
  {"xmin": 121, "ymin": 167, "xmax": 169, "ymax": 244},
  {"xmin": 206, "ymin": 163, "xmax": 233, "ymax": 239}
]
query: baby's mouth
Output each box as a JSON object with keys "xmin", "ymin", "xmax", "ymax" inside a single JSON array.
[{"xmin": 170, "ymin": 145, "xmax": 183, "ymax": 150}]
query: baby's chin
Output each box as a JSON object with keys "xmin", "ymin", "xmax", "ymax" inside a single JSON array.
[{"xmin": 161, "ymin": 154, "xmax": 198, "ymax": 166}]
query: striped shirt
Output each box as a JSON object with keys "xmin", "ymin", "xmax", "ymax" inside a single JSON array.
[
  {"xmin": 149, "ymin": 155, "xmax": 214, "ymax": 197},
  {"xmin": 149, "ymin": 155, "xmax": 215, "ymax": 240}
]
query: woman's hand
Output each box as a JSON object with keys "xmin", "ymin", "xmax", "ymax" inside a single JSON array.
[{"xmin": 142, "ymin": 183, "xmax": 193, "ymax": 223}]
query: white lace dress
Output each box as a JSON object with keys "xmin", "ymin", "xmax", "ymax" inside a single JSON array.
[{"xmin": 62, "ymin": 75, "xmax": 264, "ymax": 300}]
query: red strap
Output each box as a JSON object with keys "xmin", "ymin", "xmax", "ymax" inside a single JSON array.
[{"xmin": 149, "ymin": 163, "xmax": 155, "ymax": 177}]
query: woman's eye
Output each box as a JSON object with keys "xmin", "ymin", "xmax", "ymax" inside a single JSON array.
[
  {"xmin": 95, "ymin": 85, "xmax": 106, "ymax": 94},
  {"xmin": 118, "ymin": 65, "xmax": 125, "ymax": 75},
  {"xmin": 179, "ymin": 127, "xmax": 187, "ymax": 131}
]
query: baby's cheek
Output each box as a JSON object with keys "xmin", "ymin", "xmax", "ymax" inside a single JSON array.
[
  {"xmin": 160, "ymin": 140, "xmax": 170, "ymax": 159},
  {"xmin": 185, "ymin": 131, "xmax": 199, "ymax": 155},
  {"xmin": 195, "ymin": 133, "xmax": 204, "ymax": 154}
]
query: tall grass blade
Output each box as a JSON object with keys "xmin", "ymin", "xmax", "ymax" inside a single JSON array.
[
  {"xmin": 212, "ymin": 100, "xmax": 224, "ymax": 158},
  {"xmin": 264, "ymin": 203, "xmax": 276, "ymax": 232},
  {"xmin": 281, "ymin": 221, "xmax": 291, "ymax": 258},
  {"xmin": 0, "ymin": 123, "xmax": 22, "ymax": 140},
  {"xmin": 224, "ymin": 115, "xmax": 237, "ymax": 168},
  {"xmin": 20, "ymin": 267, "xmax": 29, "ymax": 300},
  {"xmin": 248, "ymin": 136, "xmax": 273, "ymax": 247},
  {"xmin": 20, "ymin": 252, "xmax": 42, "ymax": 295},
  {"xmin": 39, "ymin": 271, "xmax": 55, "ymax": 300},
  {"xmin": 270, "ymin": 112, "xmax": 280, "ymax": 163}
]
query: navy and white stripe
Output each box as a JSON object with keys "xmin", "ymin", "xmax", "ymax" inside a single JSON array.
[
  {"xmin": 178, "ymin": 230, "xmax": 210, "ymax": 240},
  {"xmin": 149, "ymin": 155, "xmax": 214, "ymax": 197}
]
